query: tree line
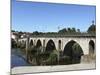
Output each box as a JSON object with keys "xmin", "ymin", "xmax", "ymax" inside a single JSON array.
[{"xmin": 12, "ymin": 21, "xmax": 96, "ymax": 36}]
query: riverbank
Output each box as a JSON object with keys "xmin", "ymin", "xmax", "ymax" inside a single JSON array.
[{"xmin": 11, "ymin": 62, "xmax": 95, "ymax": 74}]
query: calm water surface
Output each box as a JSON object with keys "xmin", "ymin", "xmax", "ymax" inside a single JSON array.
[{"xmin": 11, "ymin": 48, "xmax": 31, "ymax": 68}]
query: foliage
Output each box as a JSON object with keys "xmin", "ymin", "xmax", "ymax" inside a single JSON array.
[
  {"xmin": 59, "ymin": 55, "xmax": 71, "ymax": 65},
  {"xmin": 72, "ymin": 43, "xmax": 83, "ymax": 56},
  {"xmin": 72, "ymin": 28, "xmax": 76, "ymax": 32},
  {"xmin": 11, "ymin": 30, "xmax": 15, "ymax": 32},
  {"xmin": 58, "ymin": 27, "xmax": 81, "ymax": 34},
  {"xmin": 72, "ymin": 43, "xmax": 84, "ymax": 63},
  {"xmin": 43, "ymin": 50, "xmax": 58, "ymax": 65},
  {"xmin": 11, "ymin": 39, "xmax": 17, "ymax": 48},
  {"xmin": 32, "ymin": 31, "xmax": 39, "ymax": 35},
  {"xmin": 58, "ymin": 28, "xmax": 67, "ymax": 33},
  {"xmin": 77, "ymin": 29, "xmax": 80, "ymax": 33},
  {"xmin": 87, "ymin": 25, "xmax": 96, "ymax": 33}
]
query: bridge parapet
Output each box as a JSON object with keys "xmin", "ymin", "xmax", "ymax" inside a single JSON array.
[{"xmin": 30, "ymin": 33, "xmax": 95, "ymax": 38}]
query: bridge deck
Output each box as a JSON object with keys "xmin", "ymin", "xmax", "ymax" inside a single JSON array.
[{"xmin": 29, "ymin": 33, "xmax": 96, "ymax": 38}]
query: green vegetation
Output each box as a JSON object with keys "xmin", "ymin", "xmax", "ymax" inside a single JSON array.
[
  {"xmin": 72, "ymin": 43, "xmax": 84, "ymax": 63},
  {"xmin": 16, "ymin": 42, "xmax": 85, "ymax": 65},
  {"xmin": 87, "ymin": 20, "xmax": 96, "ymax": 34},
  {"xmin": 87, "ymin": 25, "xmax": 96, "ymax": 33},
  {"xmin": 59, "ymin": 55, "xmax": 71, "ymax": 65},
  {"xmin": 43, "ymin": 50, "xmax": 58, "ymax": 65},
  {"xmin": 58, "ymin": 27, "xmax": 80, "ymax": 34},
  {"xmin": 27, "ymin": 44, "xmax": 84, "ymax": 65},
  {"xmin": 11, "ymin": 39, "xmax": 17, "ymax": 48},
  {"xmin": 72, "ymin": 43, "xmax": 83, "ymax": 56}
]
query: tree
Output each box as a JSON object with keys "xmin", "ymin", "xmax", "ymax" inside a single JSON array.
[
  {"xmin": 67, "ymin": 28, "xmax": 71, "ymax": 32},
  {"xmin": 33, "ymin": 31, "xmax": 39, "ymax": 35},
  {"xmin": 87, "ymin": 25, "xmax": 96, "ymax": 33},
  {"xmin": 11, "ymin": 30, "xmax": 15, "ymax": 32},
  {"xmin": 72, "ymin": 28, "xmax": 76, "ymax": 33},
  {"xmin": 87, "ymin": 21, "xmax": 96, "ymax": 33},
  {"xmin": 77, "ymin": 29, "xmax": 80, "ymax": 33},
  {"xmin": 58, "ymin": 27, "xmax": 81, "ymax": 34},
  {"xmin": 58, "ymin": 28, "xmax": 67, "ymax": 33},
  {"xmin": 72, "ymin": 43, "xmax": 84, "ymax": 63},
  {"xmin": 72, "ymin": 43, "xmax": 83, "ymax": 56},
  {"xmin": 43, "ymin": 50, "xmax": 58, "ymax": 65}
]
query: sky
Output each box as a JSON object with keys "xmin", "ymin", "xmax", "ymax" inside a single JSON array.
[{"xmin": 12, "ymin": 0, "xmax": 96, "ymax": 32}]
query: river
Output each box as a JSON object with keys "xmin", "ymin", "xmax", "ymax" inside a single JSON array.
[{"xmin": 11, "ymin": 48, "xmax": 31, "ymax": 68}]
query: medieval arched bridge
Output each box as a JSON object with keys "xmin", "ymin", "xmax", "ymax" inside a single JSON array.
[
  {"xmin": 16, "ymin": 34, "xmax": 96, "ymax": 64},
  {"xmin": 18, "ymin": 34, "xmax": 96, "ymax": 57}
]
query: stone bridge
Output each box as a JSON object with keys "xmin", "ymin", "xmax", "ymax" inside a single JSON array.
[{"xmin": 18, "ymin": 35, "xmax": 96, "ymax": 56}]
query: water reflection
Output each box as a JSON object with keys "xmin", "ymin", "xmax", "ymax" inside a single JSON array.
[{"xmin": 11, "ymin": 49, "xmax": 31, "ymax": 68}]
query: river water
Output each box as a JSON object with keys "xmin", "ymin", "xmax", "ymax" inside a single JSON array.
[{"xmin": 11, "ymin": 48, "xmax": 31, "ymax": 68}]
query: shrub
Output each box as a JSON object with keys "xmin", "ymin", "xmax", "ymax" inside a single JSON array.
[
  {"xmin": 43, "ymin": 50, "xmax": 58, "ymax": 65},
  {"xmin": 72, "ymin": 43, "xmax": 84, "ymax": 64},
  {"xmin": 72, "ymin": 43, "xmax": 83, "ymax": 56},
  {"xmin": 59, "ymin": 55, "xmax": 71, "ymax": 65}
]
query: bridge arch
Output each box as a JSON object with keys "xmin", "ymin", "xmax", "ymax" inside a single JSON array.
[
  {"xmin": 89, "ymin": 40, "xmax": 95, "ymax": 55},
  {"xmin": 30, "ymin": 39, "xmax": 34, "ymax": 47},
  {"xmin": 58, "ymin": 40, "xmax": 61, "ymax": 50},
  {"xmin": 45, "ymin": 39, "xmax": 56, "ymax": 52},
  {"xmin": 36, "ymin": 39, "xmax": 42, "ymax": 48},
  {"xmin": 63, "ymin": 40, "xmax": 84, "ymax": 63}
]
